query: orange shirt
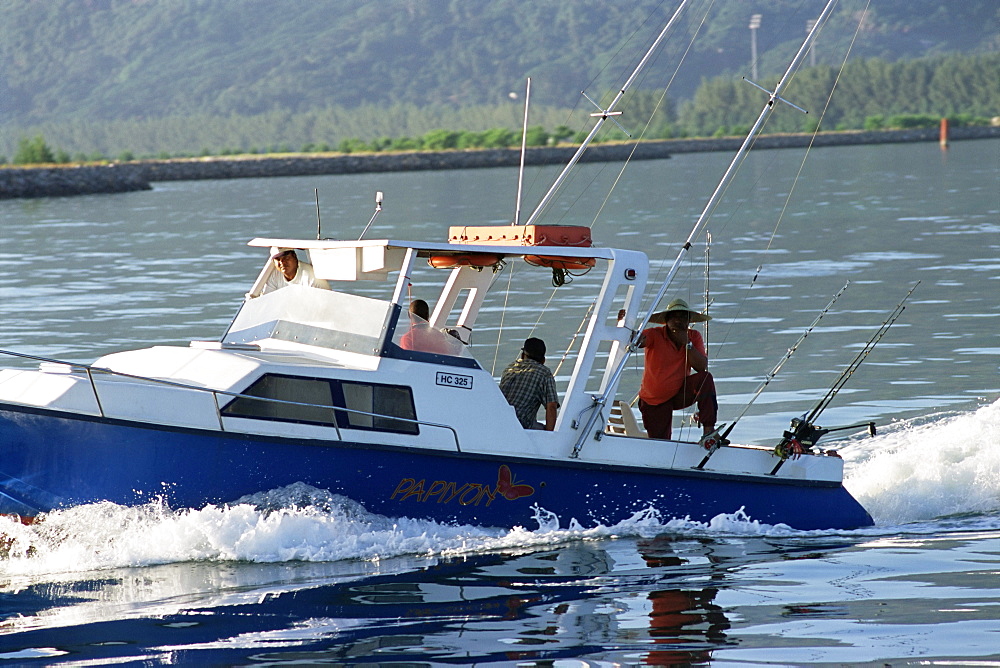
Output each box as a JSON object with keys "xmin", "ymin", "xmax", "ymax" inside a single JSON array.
[
  {"xmin": 400, "ymin": 323, "xmax": 457, "ymax": 355},
  {"xmin": 638, "ymin": 327, "xmax": 706, "ymax": 405}
]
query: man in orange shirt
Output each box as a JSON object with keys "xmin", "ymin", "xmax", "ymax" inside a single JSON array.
[{"xmin": 636, "ymin": 298, "xmax": 717, "ymax": 440}]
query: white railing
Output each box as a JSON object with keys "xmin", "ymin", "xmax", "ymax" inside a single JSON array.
[{"xmin": 0, "ymin": 349, "xmax": 463, "ymax": 452}]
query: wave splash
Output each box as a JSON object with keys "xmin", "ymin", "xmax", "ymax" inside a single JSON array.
[
  {"xmin": 843, "ymin": 398, "xmax": 1000, "ymax": 524},
  {"xmin": 0, "ymin": 483, "xmax": 793, "ymax": 578}
]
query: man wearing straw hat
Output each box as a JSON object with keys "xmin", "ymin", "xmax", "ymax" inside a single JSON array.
[{"xmin": 636, "ymin": 298, "xmax": 717, "ymax": 441}]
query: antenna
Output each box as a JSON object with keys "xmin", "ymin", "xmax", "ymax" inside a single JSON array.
[
  {"xmin": 359, "ymin": 190, "xmax": 384, "ymax": 240},
  {"xmin": 315, "ymin": 189, "xmax": 322, "ymax": 239},
  {"xmin": 513, "ymin": 77, "xmax": 531, "ymax": 227}
]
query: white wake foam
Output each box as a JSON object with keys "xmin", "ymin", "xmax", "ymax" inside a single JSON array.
[
  {"xmin": 0, "ymin": 483, "xmax": 794, "ymax": 579},
  {"xmin": 843, "ymin": 398, "xmax": 1000, "ymax": 525}
]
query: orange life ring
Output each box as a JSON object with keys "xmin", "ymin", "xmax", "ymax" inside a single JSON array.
[
  {"xmin": 428, "ymin": 253, "xmax": 502, "ymax": 269},
  {"xmin": 524, "ymin": 255, "xmax": 596, "ymax": 271}
]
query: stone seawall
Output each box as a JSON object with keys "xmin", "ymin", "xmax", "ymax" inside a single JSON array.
[
  {"xmin": 653, "ymin": 125, "xmax": 1000, "ymax": 154},
  {"xmin": 0, "ymin": 163, "xmax": 151, "ymax": 199},
  {"xmin": 2, "ymin": 126, "xmax": 997, "ymax": 199},
  {"xmin": 130, "ymin": 125, "xmax": 1000, "ymax": 183},
  {"xmin": 136, "ymin": 141, "xmax": 675, "ymax": 182}
]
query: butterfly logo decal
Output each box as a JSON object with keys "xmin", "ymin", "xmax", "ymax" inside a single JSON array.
[{"xmin": 496, "ymin": 465, "xmax": 535, "ymax": 501}]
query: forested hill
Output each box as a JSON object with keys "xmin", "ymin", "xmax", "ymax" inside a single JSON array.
[{"xmin": 1, "ymin": 0, "xmax": 997, "ymax": 128}]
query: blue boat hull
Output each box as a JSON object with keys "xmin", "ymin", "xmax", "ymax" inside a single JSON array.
[{"xmin": 0, "ymin": 404, "xmax": 873, "ymax": 530}]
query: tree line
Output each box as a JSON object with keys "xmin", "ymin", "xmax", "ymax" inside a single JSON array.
[
  {"xmin": 681, "ymin": 53, "xmax": 999, "ymax": 137},
  {"xmin": 4, "ymin": 53, "xmax": 996, "ymax": 166},
  {"xmin": 4, "ymin": 0, "xmax": 994, "ymax": 127}
]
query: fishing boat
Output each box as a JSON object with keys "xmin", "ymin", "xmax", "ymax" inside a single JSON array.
[{"xmin": 0, "ymin": 1, "xmax": 874, "ymax": 531}]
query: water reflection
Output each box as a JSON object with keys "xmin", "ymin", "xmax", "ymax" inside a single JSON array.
[
  {"xmin": 7, "ymin": 523, "xmax": 999, "ymax": 665},
  {"xmin": 2, "ymin": 533, "xmax": 865, "ymax": 664},
  {"xmin": 0, "ymin": 537, "xmax": 757, "ymax": 664}
]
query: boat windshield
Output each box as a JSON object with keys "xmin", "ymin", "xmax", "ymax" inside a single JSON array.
[
  {"xmin": 223, "ymin": 285, "xmax": 475, "ymax": 362},
  {"xmin": 223, "ymin": 285, "xmax": 391, "ymax": 355}
]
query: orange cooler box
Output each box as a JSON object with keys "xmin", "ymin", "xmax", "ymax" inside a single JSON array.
[{"xmin": 448, "ymin": 225, "xmax": 592, "ymax": 248}]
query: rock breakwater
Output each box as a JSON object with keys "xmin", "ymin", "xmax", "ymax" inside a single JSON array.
[
  {"xmin": 1, "ymin": 126, "xmax": 996, "ymax": 199},
  {"xmin": 0, "ymin": 163, "xmax": 151, "ymax": 199},
  {"xmin": 135, "ymin": 141, "xmax": 673, "ymax": 182}
]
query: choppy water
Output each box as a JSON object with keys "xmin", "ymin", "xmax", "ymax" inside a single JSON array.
[{"xmin": 0, "ymin": 138, "xmax": 998, "ymax": 664}]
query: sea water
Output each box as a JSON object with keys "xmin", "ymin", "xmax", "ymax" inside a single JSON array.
[{"xmin": 0, "ymin": 139, "xmax": 997, "ymax": 664}]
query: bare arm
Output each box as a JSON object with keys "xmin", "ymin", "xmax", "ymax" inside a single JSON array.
[
  {"xmin": 544, "ymin": 402, "xmax": 558, "ymax": 431},
  {"xmin": 686, "ymin": 344, "xmax": 709, "ymax": 373}
]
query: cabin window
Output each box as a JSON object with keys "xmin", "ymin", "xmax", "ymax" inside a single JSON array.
[
  {"xmin": 223, "ymin": 375, "xmax": 336, "ymax": 425},
  {"xmin": 222, "ymin": 374, "xmax": 418, "ymax": 434},
  {"xmin": 339, "ymin": 381, "xmax": 418, "ymax": 434}
]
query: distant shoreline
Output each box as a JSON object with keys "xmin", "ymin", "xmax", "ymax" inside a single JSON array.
[{"xmin": 1, "ymin": 126, "xmax": 997, "ymax": 200}]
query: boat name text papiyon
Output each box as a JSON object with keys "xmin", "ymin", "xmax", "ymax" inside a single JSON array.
[{"xmin": 391, "ymin": 464, "xmax": 535, "ymax": 506}]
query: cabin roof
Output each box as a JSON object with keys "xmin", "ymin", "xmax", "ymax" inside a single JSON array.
[{"xmin": 249, "ymin": 237, "xmax": 622, "ymax": 260}]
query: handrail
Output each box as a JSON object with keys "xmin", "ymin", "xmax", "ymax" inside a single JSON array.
[{"xmin": 0, "ymin": 348, "xmax": 463, "ymax": 452}]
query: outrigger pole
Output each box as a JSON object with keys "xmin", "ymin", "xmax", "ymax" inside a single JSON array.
[
  {"xmin": 521, "ymin": 0, "xmax": 692, "ymax": 228},
  {"xmin": 514, "ymin": 78, "xmax": 531, "ymax": 227},
  {"xmin": 571, "ymin": 0, "xmax": 839, "ymax": 457}
]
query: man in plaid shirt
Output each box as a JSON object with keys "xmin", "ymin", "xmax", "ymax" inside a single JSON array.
[{"xmin": 499, "ymin": 337, "xmax": 559, "ymax": 431}]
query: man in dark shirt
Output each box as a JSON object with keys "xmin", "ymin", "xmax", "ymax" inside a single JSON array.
[{"xmin": 499, "ymin": 337, "xmax": 559, "ymax": 430}]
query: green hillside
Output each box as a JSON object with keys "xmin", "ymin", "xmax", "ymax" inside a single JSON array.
[{"xmin": 0, "ymin": 0, "xmax": 996, "ymax": 158}]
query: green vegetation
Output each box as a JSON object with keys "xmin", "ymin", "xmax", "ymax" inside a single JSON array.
[
  {"xmin": 1, "ymin": 0, "xmax": 997, "ymax": 161},
  {"xmin": 677, "ymin": 53, "xmax": 1000, "ymax": 136},
  {"xmin": 1, "ymin": 0, "xmax": 995, "ymax": 127},
  {"xmin": 4, "ymin": 51, "xmax": 995, "ymax": 166},
  {"xmin": 12, "ymin": 135, "xmax": 56, "ymax": 164}
]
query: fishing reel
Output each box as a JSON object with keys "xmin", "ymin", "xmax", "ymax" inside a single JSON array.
[{"xmin": 773, "ymin": 415, "xmax": 876, "ymax": 461}]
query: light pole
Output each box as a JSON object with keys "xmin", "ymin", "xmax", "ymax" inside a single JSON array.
[
  {"xmin": 749, "ymin": 14, "xmax": 762, "ymax": 80},
  {"xmin": 806, "ymin": 19, "xmax": 817, "ymax": 66}
]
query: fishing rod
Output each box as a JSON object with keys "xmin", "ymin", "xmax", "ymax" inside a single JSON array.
[
  {"xmin": 703, "ymin": 232, "xmax": 712, "ymax": 351},
  {"xmin": 694, "ymin": 280, "xmax": 851, "ymax": 470},
  {"xmin": 736, "ymin": 281, "xmax": 849, "ymax": 430},
  {"xmin": 571, "ymin": 0, "xmax": 839, "ymax": 457},
  {"xmin": 769, "ymin": 281, "xmax": 919, "ymax": 474},
  {"xmin": 805, "ymin": 280, "xmax": 919, "ymax": 426}
]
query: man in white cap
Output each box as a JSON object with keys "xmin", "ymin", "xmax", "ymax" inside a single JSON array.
[
  {"xmin": 636, "ymin": 297, "xmax": 717, "ymax": 440},
  {"xmin": 261, "ymin": 248, "xmax": 330, "ymax": 295}
]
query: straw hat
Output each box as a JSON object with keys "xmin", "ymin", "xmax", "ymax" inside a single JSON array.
[{"xmin": 649, "ymin": 297, "xmax": 711, "ymax": 324}]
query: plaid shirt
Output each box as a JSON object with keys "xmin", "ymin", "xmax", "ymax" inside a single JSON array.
[{"xmin": 499, "ymin": 357, "xmax": 559, "ymax": 428}]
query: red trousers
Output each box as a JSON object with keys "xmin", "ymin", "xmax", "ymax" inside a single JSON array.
[{"xmin": 639, "ymin": 371, "xmax": 717, "ymax": 440}]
